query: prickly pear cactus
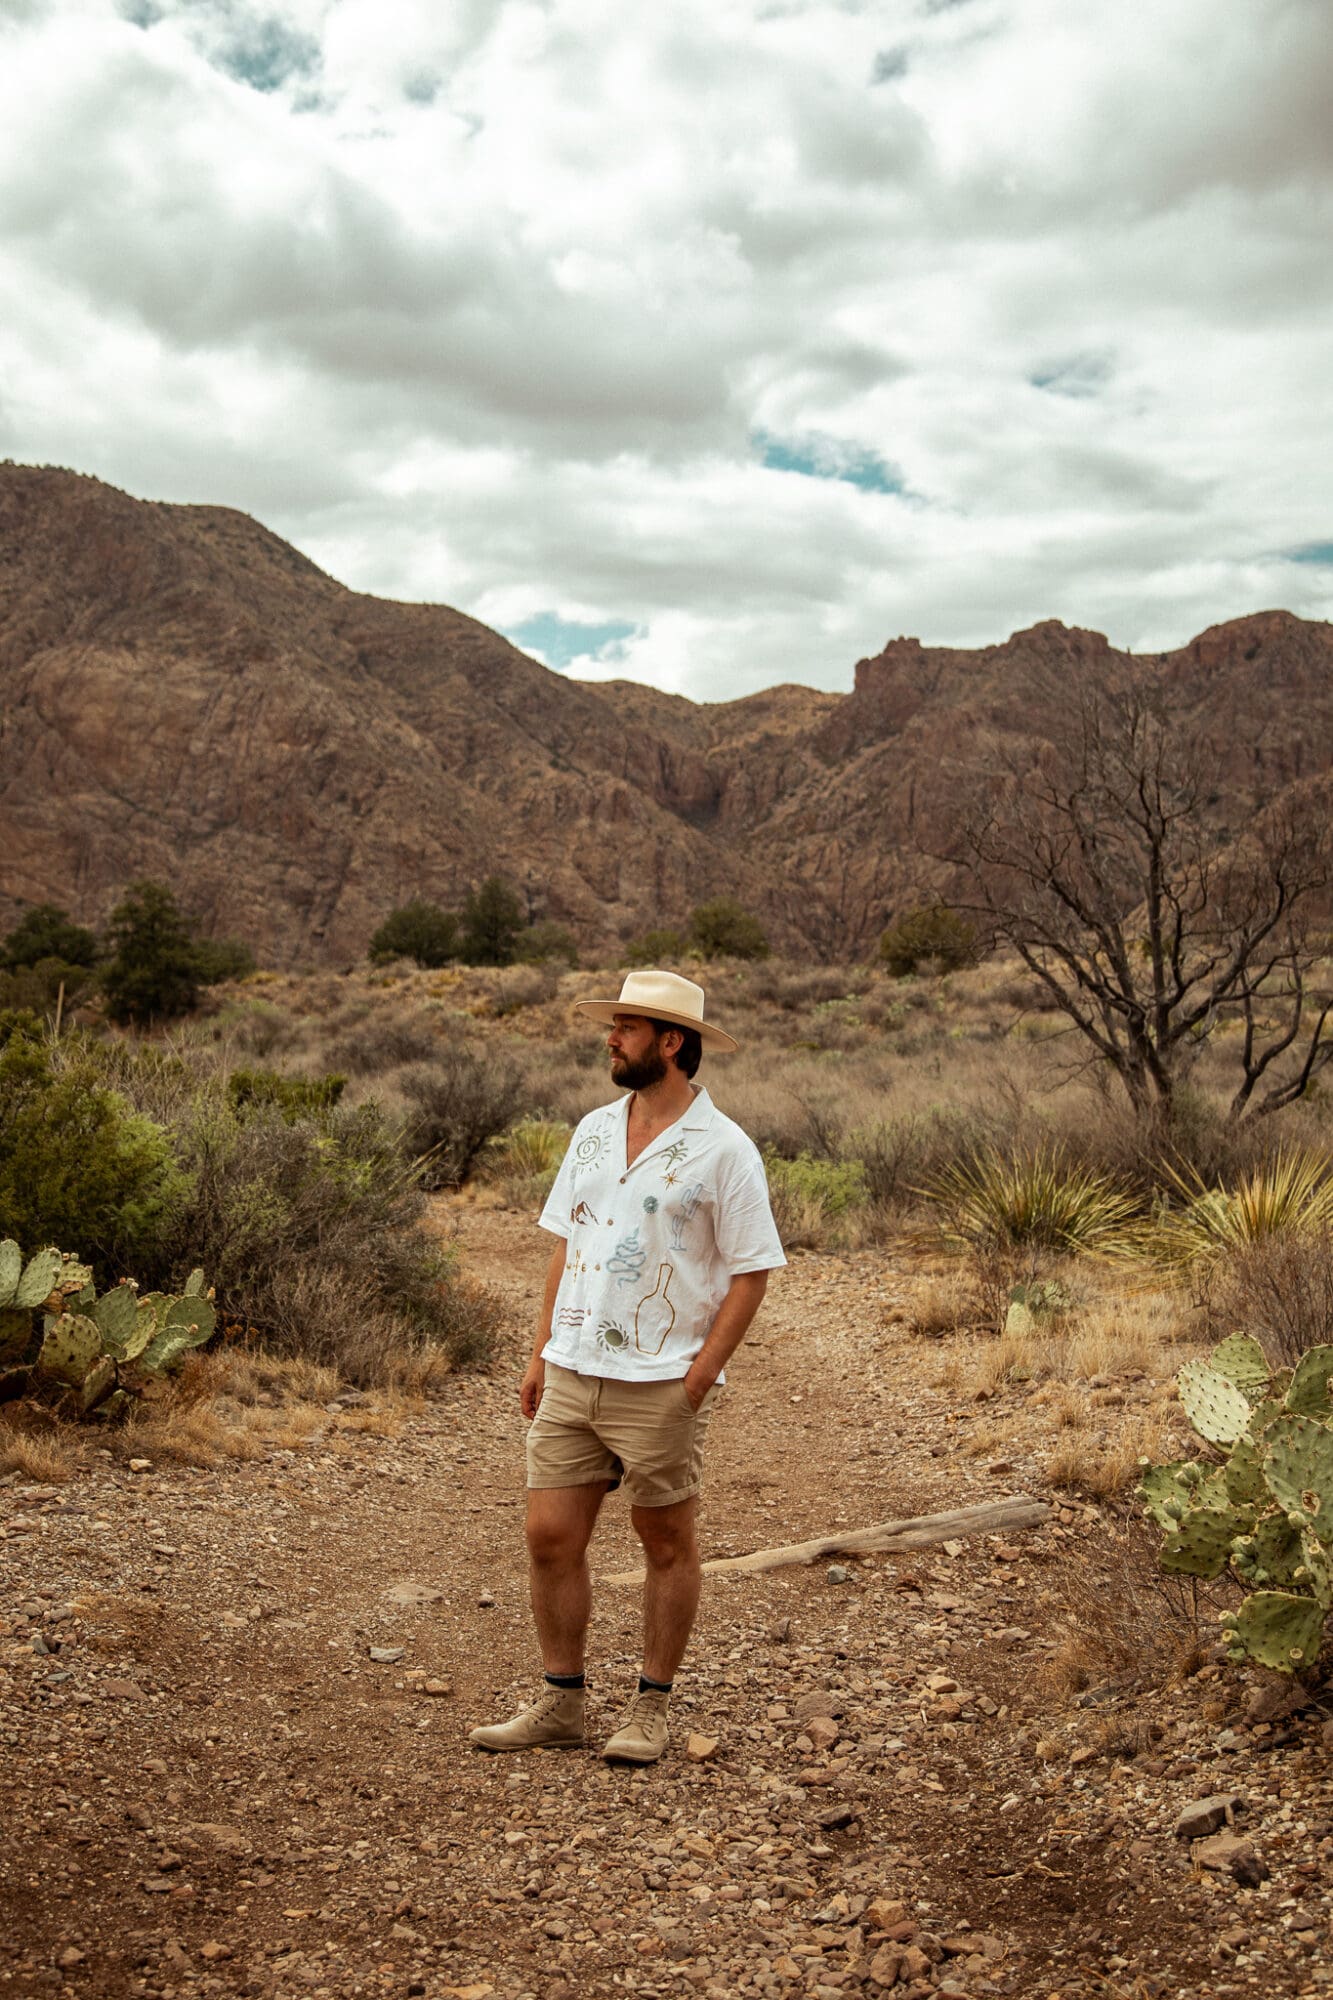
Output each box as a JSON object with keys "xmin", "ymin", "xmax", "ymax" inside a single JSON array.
[
  {"xmin": 1176, "ymin": 1360, "xmax": 1252, "ymax": 1445},
  {"xmin": 1210, "ymin": 1333, "xmax": 1271, "ymax": 1403},
  {"xmin": 1285, "ymin": 1346, "xmax": 1333, "ymax": 1420},
  {"xmin": 0, "ymin": 1239, "xmax": 215, "ymax": 1416},
  {"xmin": 1221, "ymin": 1592, "xmax": 1326, "ymax": 1671},
  {"xmin": 1144, "ymin": 1333, "xmax": 1333, "ymax": 1672}
]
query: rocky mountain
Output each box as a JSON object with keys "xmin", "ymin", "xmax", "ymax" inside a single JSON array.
[{"xmin": 2, "ymin": 464, "xmax": 1330, "ymax": 964}]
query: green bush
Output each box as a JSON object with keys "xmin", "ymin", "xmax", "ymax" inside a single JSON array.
[
  {"xmin": 132, "ymin": 1089, "xmax": 488, "ymax": 1382},
  {"xmin": 368, "ymin": 899, "xmax": 459, "ymax": 968},
  {"xmin": 764, "ymin": 1149, "xmax": 867, "ymax": 1248},
  {"xmin": 513, "ymin": 920, "xmax": 578, "ymax": 967},
  {"xmin": 227, "ymin": 1067, "xmax": 347, "ymax": 1122},
  {"xmin": 689, "ymin": 898, "xmax": 770, "ymax": 961},
  {"xmin": 460, "ymin": 877, "xmax": 525, "ymax": 966},
  {"xmin": 0, "ymin": 957, "xmax": 98, "ymax": 1020},
  {"xmin": 923, "ymin": 1144, "xmax": 1144, "ymax": 1255},
  {"xmin": 191, "ymin": 936, "xmax": 257, "ymax": 984},
  {"xmin": 0, "ymin": 1017, "xmax": 187, "ymax": 1277},
  {"xmin": 2, "ymin": 904, "xmax": 98, "ymax": 970},
  {"xmin": 621, "ymin": 927, "xmax": 687, "ymax": 968},
  {"xmin": 880, "ymin": 904, "xmax": 978, "ymax": 977}
]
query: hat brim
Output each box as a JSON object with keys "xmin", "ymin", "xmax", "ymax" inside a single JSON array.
[{"xmin": 574, "ymin": 997, "xmax": 738, "ymax": 1054}]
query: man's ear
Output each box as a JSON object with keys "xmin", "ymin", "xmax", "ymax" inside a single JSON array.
[{"xmin": 660, "ymin": 1025, "xmax": 684, "ymax": 1064}]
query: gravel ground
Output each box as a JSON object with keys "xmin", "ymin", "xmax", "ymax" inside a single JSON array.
[{"xmin": 3, "ymin": 1207, "xmax": 1332, "ymax": 2000}]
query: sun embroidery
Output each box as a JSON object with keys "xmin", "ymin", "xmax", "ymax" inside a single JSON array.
[{"xmin": 595, "ymin": 1319, "xmax": 632, "ymax": 1356}]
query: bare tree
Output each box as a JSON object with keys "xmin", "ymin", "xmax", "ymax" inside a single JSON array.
[{"xmin": 956, "ymin": 678, "xmax": 1333, "ymax": 1123}]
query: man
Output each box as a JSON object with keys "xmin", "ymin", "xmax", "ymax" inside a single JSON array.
[{"xmin": 470, "ymin": 968, "xmax": 785, "ymax": 1765}]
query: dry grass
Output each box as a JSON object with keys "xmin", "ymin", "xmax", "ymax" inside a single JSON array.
[
  {"xmin": 1045, "ymin": 1410, "xmax": 1176, "ymax": 1500},
  {"xmin": 0, "ymin": 1419, "xmax": 80, "ymax": 1482},
  {"xmin": 1040, "ymin": 1520, "xmax": 1222, "ymax": 1697}
]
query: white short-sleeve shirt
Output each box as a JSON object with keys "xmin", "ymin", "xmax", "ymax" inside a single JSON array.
[{"xmin": 538, "ymin": 1086, "xmax": 786, "ymax": 1381}]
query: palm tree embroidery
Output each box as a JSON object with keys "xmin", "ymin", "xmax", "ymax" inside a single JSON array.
[{"xmin": 634, "ymin": 1264, "xmax": 677, "ymax": 1355}]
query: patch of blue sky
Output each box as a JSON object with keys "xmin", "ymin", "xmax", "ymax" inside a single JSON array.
[
  {"xmin": 1029, "ymin": 352, "xmax": 1114, "ymax": 399},
  {"xmin": 507, "ymin": 613, "xmax": 639, "ymax": 672},
  {"xmin": 755, "ymin": 430, "xmax": 904, "ymax": 496},
  {"xmin": 1283, "ymin": 542, "xmax": 1333, "ymax": 566}
]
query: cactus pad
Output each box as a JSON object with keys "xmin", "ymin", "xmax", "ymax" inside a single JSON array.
[
  {"xmin": 1246, "ymin": 1512, "xmax": 1306, "ymax": 1588},
  {"xmin": 1210, "ymin": 1333, "xmax": 1271, "ymax": 1403},
  {"xmin": 1225, "ymin": 1432, "xmax": 1269, "ymax": 1507},
  {"xmin": 1227, "ymin": 1589, "xmax": 1326, "ymax": 1672},
  {"xmin": 1286, "ymin": 1346, "xmax": 1333, "ymax": 1419},
  {"xmin": 36, "ymin": 1313, "xmax": 102, "ymax": 1388},
  {"xmin": 92, "ymin": 1284, "xmax": 141, "ymax": 1359},
  {"xmin": 139, "ymin": 1295, "xmax": 216, "ymax": 1375},
  {"xmin": 0, "ymin": 1240, "xmax": 22, "ymax": 1309},
  {"xmin": 1138, "ymin": 1461, "xmax": 1195, "ymax": 1529},
  {"xmin": 1263, "ymin": 1414, "xmax": 1333, "ymax": 1533},
  {"xmin": 79, "ymin": 1356, "xmax": 116, "ymax": 1413},
  {"xmin": 1177, "ymin": 1360, "xmax": 1252, "ymax": 1445},
  {"xmin": 1161, "ymin": 1508, "xmax": 1239, "ymax": 1578},
  {"xmin": 15, "ymin": 1248, "xmax": 66, "ymax": 1311}
]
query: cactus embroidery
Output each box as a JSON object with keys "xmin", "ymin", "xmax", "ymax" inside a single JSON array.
[
  {"xmin": 669, "ymin": 1183, "xmax": 705, "ymax": 1252},
  {"xmin": 634, "ymin": 1265, "xmax": 677, "ymax": 1356}
]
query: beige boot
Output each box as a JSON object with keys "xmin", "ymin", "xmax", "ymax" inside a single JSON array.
[
  {"xmin": 602, "ymin": 1687, "xmax": 670, "ymax": 1764},
  {"xmin": 468, "ymin": 1683, "xmax": 585, "ymax": 1752}
]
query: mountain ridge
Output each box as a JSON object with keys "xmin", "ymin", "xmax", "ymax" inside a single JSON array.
[{"xmin": 2, "ymin": 463, "xmax": 1329, "ymax": 964}]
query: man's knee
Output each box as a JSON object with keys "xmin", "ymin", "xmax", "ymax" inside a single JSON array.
[{"xmin": 633, "ymin": 1501, "xmax": 699, "ymax": 1571}]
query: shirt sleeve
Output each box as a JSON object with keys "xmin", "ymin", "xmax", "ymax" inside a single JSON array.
[
  {"xmin": 714, "ymin": 1137, "xmax": 787, "ymax": 1275},
  {"xmin": 538, "ymin": 1123, "xmax": 582, "ymax": 1238}
]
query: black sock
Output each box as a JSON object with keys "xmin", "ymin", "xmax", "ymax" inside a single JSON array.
[
  {"xmin": 544, "ymin": 1672, "xmax": 585, "ymax": 1690},
  {"xmin": 639, "ymin": 1674, "xmax": 673, "ymax": 1694}
]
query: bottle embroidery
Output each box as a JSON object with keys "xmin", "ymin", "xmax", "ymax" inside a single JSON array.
[{"xmin": 634, "ymin": 1264, "xmax": 677, "ymax": 1356}]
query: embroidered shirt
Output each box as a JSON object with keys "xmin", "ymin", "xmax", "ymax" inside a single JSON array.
[{"xmin": 538, "ymin": 1086, "xmax": 786, "ymax": 1381}]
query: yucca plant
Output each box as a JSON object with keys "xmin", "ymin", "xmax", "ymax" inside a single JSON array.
[
  {"xmin": 1152, "ymin": 1149, "xmax": 1333, "ymax": 1270},
  {"xmin": 481, "ymin": 1118, "xmax": 572, "ymax": 1194},
  {"xmin": 921, "ymin": 1144, "xmax": 1145, "ymax": 1256}
]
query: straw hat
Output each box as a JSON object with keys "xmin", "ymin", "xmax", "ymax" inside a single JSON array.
[{"xmin": 573, "ymin": 969, "xmax": 738, "ymax": 1053}]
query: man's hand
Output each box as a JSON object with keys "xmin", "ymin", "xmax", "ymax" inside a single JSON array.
[
  {"xmin": 520, "ymin": 1358, "xmax": 546, "ymax": 1421},
  {"xmin": 682, "ymin": 1365, "xmax": 715, "ymax": 1412}
]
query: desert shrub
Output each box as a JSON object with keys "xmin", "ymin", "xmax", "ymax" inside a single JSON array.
[
  {"xmin": 852, "ymin": 1111, "xmax": 998, "ymax": 1213},
  {"xmin": 227, "ymin": 1067, "xmax": 347, "ymax": 1122},
  {"xmin": 923, "ymin": 1144, "xmax": 1144, "ymax": 1255},
  {"xmin": 210, "ymin": 998, "xmax": 300, "ymax": 1060},
  {"xmin": 486, "ymin": 963, "xmax": 561, "ymax": 1015},
  {"xmin": 191, "ymin": 936, "xmax": 257, "ymax": 984},
  {"xmin": 622, "ymin": 927, "xmax": 687, "ymax": 968},
  {"xmin": 0, "ymin": 1017, "xmax": 187, "ymax": 1276},
  {"xmin": 460, "ymin": 876, "xmax": 524, "ymax": 966},
  {"xmin": 3, "ymin": 904, "xmax": 98, "ymax": 970},
  {"xmin": 1212, "ymin": 1232, "xmax": 1333, "ymax": 1367},
  {"xmin": 396, "ymin": 1048, "xmax": 528, "ymax": 1188},
  {"xmin": 137, "ymin": 1093, "xmax": 488, "ymax": 1382},
  {"xmin": 765, "ymin": 1150, "xmax": 867, "ymax": 1249},
  {"xmin": 514, "ymin": 921, "xmax": 578, "ymax": 967},
  {"xmin": 880, "ymin": 904, "xmax": 978, "ymax": 977},
  {"xmin": 328, "ymin": 1011, "xmax": 439, "ymax": 1075},
  {"xmin": 369, "ymin": 899, "xmax": 459, "ymax": 968},
  {"xmin": 745, "ymin": 964, "xmax": 861, "ymax": 1011},
  {"xmin": 689, "ymin": 898, "xmax": 770, "ymax": 961},
  {"xmin": 1152, "ymin": 1149, "xmax": 1333, "ymax": 1269}
]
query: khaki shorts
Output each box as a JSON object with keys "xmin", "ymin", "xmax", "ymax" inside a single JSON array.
[{"xmin": 526, "ymin": 1363, "xmax": 719, "ymax": 1508}]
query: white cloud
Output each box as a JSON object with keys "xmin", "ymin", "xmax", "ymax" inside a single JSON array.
[{"xmin": 0, "ymin": 0, "xmax": 1329, "ymax": 699}]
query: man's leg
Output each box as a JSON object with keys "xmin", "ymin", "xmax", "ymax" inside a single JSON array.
[
  {"xmin": 527, "ymin": 1481, "xmax": 610, "ymax": 1673},
  {"xmin": 633, "ymin": 1495, "xmax": 701, "ymax": 1682},
  {"xmin": 469, "ymin": 1480, "xmax": 609, "ymax": 1751}
]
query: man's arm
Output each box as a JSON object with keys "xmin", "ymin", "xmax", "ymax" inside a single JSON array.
[
  {"xmin": 520, "ymin": 1237, "xmax": 567, "ymax": 1419},
  {"xmin": 682, "ymin": 1269, "xmax": 770, "ymax": 1409}
]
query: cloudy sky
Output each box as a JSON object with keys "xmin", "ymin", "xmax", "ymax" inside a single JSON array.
[{"xmin": 1, "ymin": 0, "xmax": 1329, "ymax": 698}]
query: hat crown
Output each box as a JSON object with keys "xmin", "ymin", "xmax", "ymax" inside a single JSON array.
[{"xmin": 615, "ymin": 970, "xmax": 706, "ymax": 1022}]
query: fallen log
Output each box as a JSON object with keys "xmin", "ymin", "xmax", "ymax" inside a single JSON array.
[{"xmin": 602, "ymin": 1493, "xmax": 1050, "ymax": 1585}]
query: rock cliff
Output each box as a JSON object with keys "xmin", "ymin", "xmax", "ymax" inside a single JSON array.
[{"xmin": 2, "ymin": 465, "xmax": 1329, "ymax": 963}]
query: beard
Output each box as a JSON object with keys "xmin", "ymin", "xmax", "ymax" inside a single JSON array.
[{"xmin": 610, "ymin": 1046, "xmax": 669, "ymax": 1091}]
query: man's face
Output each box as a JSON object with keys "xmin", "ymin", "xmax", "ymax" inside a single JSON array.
[{"xmin": 607, "ymin": 1013, "xmax": 669, "ymax": 1091}]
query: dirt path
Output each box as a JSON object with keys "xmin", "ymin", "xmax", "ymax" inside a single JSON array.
[{"xmin": 4, "ymin": 1208, "xmax": 1331, "ymax": 2000}]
